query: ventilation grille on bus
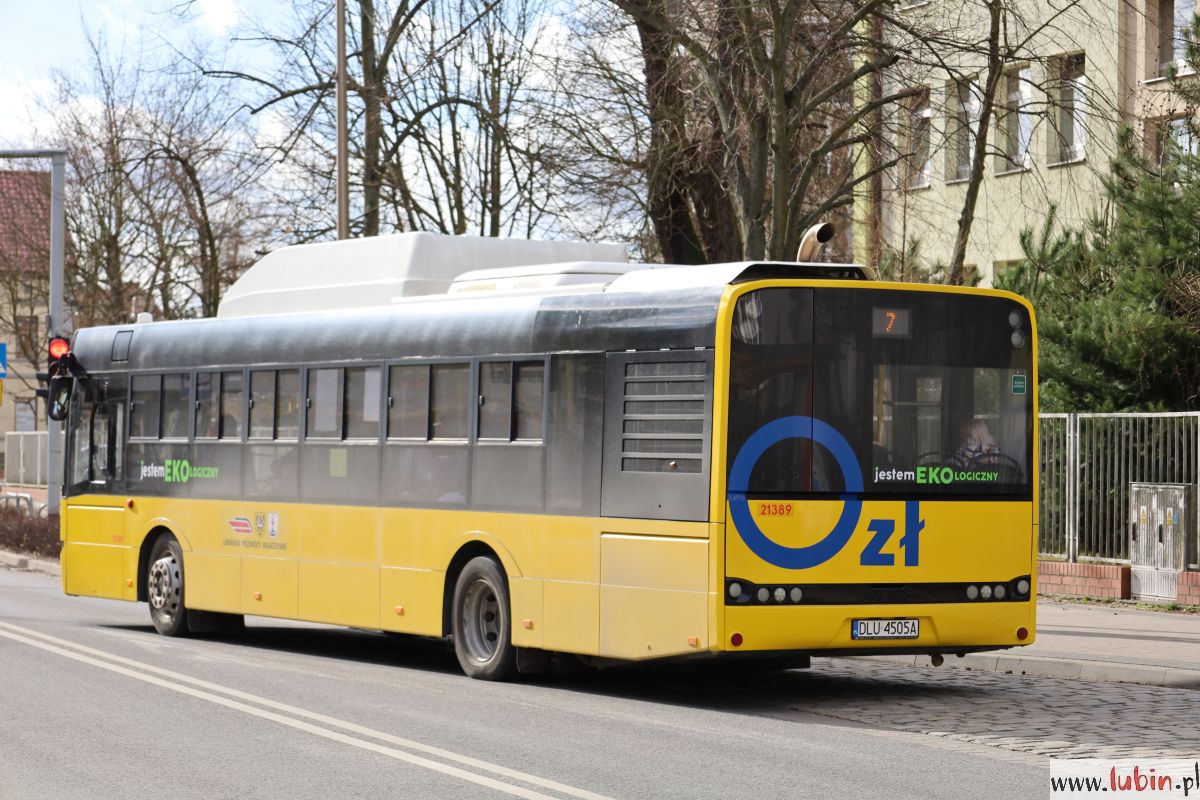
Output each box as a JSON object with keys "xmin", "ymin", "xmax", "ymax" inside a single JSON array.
[{"xmin": 620, "ymin": 360, "xmax": 706, "ymax": 474}]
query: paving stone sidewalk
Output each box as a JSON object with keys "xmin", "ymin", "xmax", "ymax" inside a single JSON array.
[{"xmin": 864, "ymin": 600, "xmax": 1200, "ymax": 690}]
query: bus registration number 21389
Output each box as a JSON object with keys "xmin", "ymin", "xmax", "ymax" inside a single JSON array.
[{"xmin": 851, "ymin": 619, "xmax": 919, "ymax": 640}]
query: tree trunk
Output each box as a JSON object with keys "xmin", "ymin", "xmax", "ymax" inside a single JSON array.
[
  {"xmin": 949, "ymin": 0, "xmax": 1004, "ymax": 284},
  {"xmin": 633, "ymin": 10, "xmax": 705, "ymax": 264},
  {"xmin": 361, "ymin": 0, "xmax": 382, "ymax": 237}
]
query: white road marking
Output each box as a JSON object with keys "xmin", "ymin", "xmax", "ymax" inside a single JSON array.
[{"xmin": 0, "ymin": 621, "xmax": 613, "ymax": 800}]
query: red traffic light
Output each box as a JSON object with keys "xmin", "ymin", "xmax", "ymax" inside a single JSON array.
[{"xmin": 48, "ymin": 337, "xmax": 70, "ymax": 360}]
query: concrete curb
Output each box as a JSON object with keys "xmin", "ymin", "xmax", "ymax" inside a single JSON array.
[
  {"xmin": 857, "ymin": 652, "xmax": 1200, "ymax": 690},
  {"xmin": 0, "ymin": 549, "xmax": 60, "ymax": 578}
]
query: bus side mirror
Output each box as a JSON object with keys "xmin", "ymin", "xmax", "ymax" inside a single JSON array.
[{"xmin": 47, "ymin": 376, "xmax": 72, "ymax": 421}]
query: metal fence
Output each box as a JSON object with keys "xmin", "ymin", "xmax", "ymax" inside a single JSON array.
[
  {"xmin": 3, "ymin": 431, "xmax": 64, "ymax": 488},
  {"xmin": 1039, "ymin": 412, "xmax": 1200, "ymax": 564}
]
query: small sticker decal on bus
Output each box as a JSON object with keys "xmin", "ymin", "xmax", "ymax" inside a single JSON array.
[{"xmin": 227, "ymin": 517, "xmax": 253, "ymax": 535}]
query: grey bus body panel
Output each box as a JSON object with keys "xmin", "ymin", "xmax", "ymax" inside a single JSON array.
[
  {"xmin": 65, "ymin": 285, "xmax": 727, "ymax": 521},
  {"xmin": 70, "ymin": 286, "xmax": 726, "ymax": 373}
]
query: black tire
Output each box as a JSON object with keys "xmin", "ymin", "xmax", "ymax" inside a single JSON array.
[
  {"xmin": 451, "ymin": 556, "xmax": 516, "ymax": 680},
  {"xmin": 147, "ymin": 536, "xmax": 189, "ymax": 637}
]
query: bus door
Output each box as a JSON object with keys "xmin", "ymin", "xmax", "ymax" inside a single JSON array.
[{"xmin": 63, "ymin": 378, "xmax": 128, "ymax": 599}]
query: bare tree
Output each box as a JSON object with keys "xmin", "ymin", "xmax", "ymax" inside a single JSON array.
[
  {"xmin": 601, "ymin": 0, "xmax": 923, "ymax": 263},
  {"xmin": 209, "ymin": 0, "xmax": 557, "ymax": 241},
  {"xmin": 42, "ymin": 32, "xmax": 274, "ymax": 323}
]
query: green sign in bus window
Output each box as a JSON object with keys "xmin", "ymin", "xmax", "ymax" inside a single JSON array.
[{"xmin": 1011, "ymin": 374, "xmax": 1027, "ymax": 395}]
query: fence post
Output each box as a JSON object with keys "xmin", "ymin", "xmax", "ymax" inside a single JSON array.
[{"xmin": 1066, "ymin": 413, "xmax": 1079, "ymax": 562}]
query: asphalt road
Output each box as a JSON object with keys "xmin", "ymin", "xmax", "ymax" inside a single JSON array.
[{"xmin": 0, "ymin": 566, "xmax": 1175, "ymax": 799}]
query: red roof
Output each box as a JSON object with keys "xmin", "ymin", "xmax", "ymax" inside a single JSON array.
[{"xmin": 0, "ymin": 170, "xmax": 50, "ymax": 273}]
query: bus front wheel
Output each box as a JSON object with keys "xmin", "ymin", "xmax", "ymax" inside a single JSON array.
[
  {"xmin": 451, "ymin": 556, "xmax": 516, "ymax": 681},
  {"xmin": 147, "ymin": 536, "xmax": 190, "ymax": 637}
]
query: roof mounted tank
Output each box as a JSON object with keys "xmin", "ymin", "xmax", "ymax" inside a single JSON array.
[{"xmin": 217, "ymin": 232, "xmax": 628, "ymax": 318}]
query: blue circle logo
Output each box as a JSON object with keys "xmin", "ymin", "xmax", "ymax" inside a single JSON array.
[{"xmin": 727, "ymin": 416, "xmax": 863, "ymax": 569}]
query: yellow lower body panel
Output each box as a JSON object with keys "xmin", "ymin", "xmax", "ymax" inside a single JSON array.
[
  {"xmin": 298, "ymin": 561, "xmax": 379, "ymax": 629},
  {"xmin": 379, "ymin": 566, "xmax": 443, "ymax": 636},
  {"xmin": 723, "ymin": 600, "xmax": 1036, "ymax": 652},
  {"xmin": 61, "ymin": 542, "xmax": 127, "ymax": 599},
  {"xmin": 599, "ymin": 534, "xmax": 709, "ymax": 659},
  {"xmin": 242, "ymin": 557, "xmax": 298, "ymax": 619},
  {"xmin": 186, "ymin": 552, "xmax": 241, "ymax": 613}
]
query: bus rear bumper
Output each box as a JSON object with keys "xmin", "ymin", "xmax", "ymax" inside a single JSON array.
[{"xmin": 721, "ymin": 600, "xmax": 1035, "ymax": 654}]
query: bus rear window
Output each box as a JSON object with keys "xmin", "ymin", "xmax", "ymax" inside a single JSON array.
[{"xmin": 728, "ymin": 288, "xmax": 1033, "ymax": 498}]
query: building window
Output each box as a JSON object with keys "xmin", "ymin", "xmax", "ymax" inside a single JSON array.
[
  {"xmin": 1053, "ymin": 54, "xmax": 1087, "ymax": 163},
  {"xmin": 1159, "ymin": 0, "xmax": 1197, "ymax": 75},
  {"xmin": 15, "ymin": 315, "xmax": 37, "ymax": 354},
  {"xmin": 1157, "ymin": 116, "xmax": 1199, "ymax": 164},
  {"xmin": 14, "ymin": 399, "xmax": 36, "ymax": 432},
  {"xmin": 948, "ymin": 78, "xmax": 981, "ymax": 182},
  {"xmin": 903, "ymin": 89, "xmax": 932, "ymax": 188},
  {"xmin": 997, "ymin": 67, "xmax": 1034, "ymax": 172}
]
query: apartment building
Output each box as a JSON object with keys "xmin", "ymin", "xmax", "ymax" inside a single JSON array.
[
  {"xmin": 0, "ymin": 169, "xmax": 52, "ymax": 474},
  {"xmin": 858, "ymin": 0, "xmax": 1197, "ymax": 285}
]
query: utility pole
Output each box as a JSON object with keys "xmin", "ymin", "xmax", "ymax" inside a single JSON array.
[
  {"xmin": 336, "ymin": 0, "xmax": 350, "ymax": 239},
  {"xmin": 0, "ymin": 149, "xmax": 67, "ymax": 513}
]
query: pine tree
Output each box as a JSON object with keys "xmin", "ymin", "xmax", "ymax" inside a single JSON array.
[{"xmin": 996, "ymin": 128, "xmax": 1200, "ymax": 411}]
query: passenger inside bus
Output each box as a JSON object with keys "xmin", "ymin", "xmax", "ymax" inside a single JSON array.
[{"xmin": 952, "ymin": 419, "xmax": 1000, "ymax": 468}]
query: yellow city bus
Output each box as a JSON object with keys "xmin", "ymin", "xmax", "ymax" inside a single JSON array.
[{"xmin": 56, "ymin": 258, "xmax": 1037, "ymax": 680}]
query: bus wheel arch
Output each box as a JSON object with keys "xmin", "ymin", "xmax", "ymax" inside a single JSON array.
[
  {"xmin": 446, "ymin": 547, "xmax": 517, "ymax": 680},
  {"xmin": 145, "ymin": 531, "xmax": 190, "ymax": 637},
  {"xmin": 442, "ymin": 541, "xmax": 504, "ymax": 638},
  {"xmin": 137, "ymin": 526, "xmax": 180, "ymax": 603}
]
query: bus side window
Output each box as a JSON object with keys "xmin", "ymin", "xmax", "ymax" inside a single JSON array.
[
  {"xmin": 68, "ymin": 392, "xmax": 92, "ymax": 487},
  {"xmin": 430, "ymin": 364, "xmax": 468, "ymax": 440},
  {"xmin": 513, "ymin": 362, "xmax": 544, "ymax": 442},
  {"xmin": 306, "ymin": 368, "xmax": 343, "ymax": 438},
  {"xmin": 90, "ymin": 404, "xmax": 110, "ymax": 483},
  {"xmin": 478, "ymin": 362, "xmax": 513, "ymax": 439},
  {"xmin": 129, "ymin": 375, "xmax": 160, "ymax": 439},
  {"xmin": 111, "ymin": 401, "xmax": 124, "ymax": 481},
  {"xmin": 220, "ymin": 371, "xmax": 244, "ymax": 440},
  {"xmin": 387, "ymin": 365, "xmax": 429, "ymax": 440},
  {"xmin": 161, "ymin": 373, "xmax": 191, "ymax": 439},
  {"xmin": 276, "ymin": 369, "xmax": 301, "ymax": 440},
  {"xmin": 477, "ymin": 360, "xmax": 544, "ymax": 442},
  {"xmin": 345, "ymin": 366, "xmax": 381, "ymax": 439},
  {"xmin": 196, "ymin": 372, "xmax": 219, "ymax": 438},
  {"xmin": 250, "ymin": 370, "xmax": 275, "ymax": 439}
]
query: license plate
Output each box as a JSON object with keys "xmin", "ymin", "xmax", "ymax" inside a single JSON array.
[{"xmin": 852, "ymin": 618, "xmax": 919, "ymax": 640}]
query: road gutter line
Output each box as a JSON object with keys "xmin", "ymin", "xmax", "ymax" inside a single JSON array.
[{"xmin": 0, "ymin": 621, "xmax": 611, "ymax": 800}]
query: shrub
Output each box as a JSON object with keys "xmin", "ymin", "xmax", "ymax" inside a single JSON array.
[{"xmin": 0, "ymin": 507, "xmax": 61, "ymax": 559}]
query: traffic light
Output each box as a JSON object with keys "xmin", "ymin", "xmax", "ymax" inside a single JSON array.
[
  {"xmin": 49, "ymin": 336, "xmax": 70, "ymax": 363},
  {"xmin": 38, "ymin": 336, "xmax": 76, "ymax": 424},
  {"xmin": 36, "ymin": 336, "xmax": 71, "ymax": 400}
]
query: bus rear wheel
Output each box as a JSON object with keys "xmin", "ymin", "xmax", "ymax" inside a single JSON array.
[
  {"xmin": 451, "ymin": 556, "xmax": 516, "ymax": 681},
  {"xmin": 147, "ymin": 536, "xmax": 189, "ymax": 637}
]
